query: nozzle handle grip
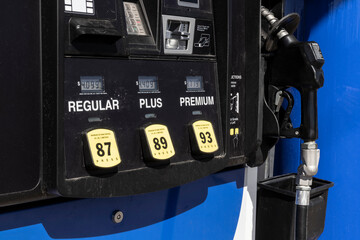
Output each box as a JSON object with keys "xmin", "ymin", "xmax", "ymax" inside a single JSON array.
[{"xmin": 301, "ymin": 89, "xmax": 318, "ymax": 141}]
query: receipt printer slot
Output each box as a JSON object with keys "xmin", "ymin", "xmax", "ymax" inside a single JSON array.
[{"xmin": 69, "ymin": 18, "xmax": 121, "ymax": 43}]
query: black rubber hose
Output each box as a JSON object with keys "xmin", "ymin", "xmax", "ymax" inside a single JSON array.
[{"xmin": 296, "ymin": 205, "xmax": 309, "ymax": 240}]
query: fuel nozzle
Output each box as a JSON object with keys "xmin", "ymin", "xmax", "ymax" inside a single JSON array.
[
  {"xmin": 261, "ymin": 6, "xmax": 325, "ymax": 143},
  {"xmin": 261, "ymin": 7, "xmax": 326, "ymax": 239}
]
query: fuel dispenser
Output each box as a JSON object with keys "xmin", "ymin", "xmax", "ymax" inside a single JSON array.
[
  {"xmin": 257, "ymin": 4, "xmax": 333, "ymax": 240},
  {"xmin": 0, "ymin": 1, "xmax": 333, "ymax": 239},
  {"xmin": 0, "ymin": 0, "xmax": 262, "ymax": 205}
]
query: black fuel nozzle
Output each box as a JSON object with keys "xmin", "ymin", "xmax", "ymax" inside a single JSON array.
[
  {"xmin": 261, "ymin": 7, "xmax": 326, "ymax": 239},
  {"xmin": 271, "ymin": 41, "xmax": 324, "ymax": 141},
  {"xmin": 261, "ymin": 6, "xmax": 325, "ymax": 141}
]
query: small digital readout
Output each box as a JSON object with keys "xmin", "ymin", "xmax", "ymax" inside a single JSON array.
[
  {"xmin": 80, "ymin": 76, "xmax": 105, "ymax": 93},
  {"xmin": 178, "ymin": 0, "xmax": 199, "ymax": 8},
  {"xmin": 180, "ymin": 0, "xmax": 198, "ymax": 3},
  {"xmin": 186, "ymin": 76, "xmax": 204, "ymax": 91},
  {"xmin": 138, "ymin": 76, "xmax": 159, "ymax": 92}
]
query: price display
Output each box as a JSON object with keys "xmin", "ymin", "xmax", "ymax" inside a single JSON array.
[
  {"xmin": 186, "ymin": 76, "xmax": 204, "ymax": 91},
  {"xmin": 178, "ymin": 0, "xmax": 199, "ymax": 8},
  {"xmin": 80, "ymin": 76, "xmax": 105, "ymax": 93},
  {"xmin": 138, "ymin": 76, "xmax": 159, "ymax": 92},
  {"xmin": 179, "ymin": 0, "xmax": 198, "ymax": 3},
  {"xmin": 143, "ymin": 124, "xmax": 175, "ymax": 160},
  {"xmin": 84, "ymin": 129, "xmax": 121, "ymax": 169},
  {"xmin": 191, "ymin": 120, "xmax": 218, "ymax": 154}
]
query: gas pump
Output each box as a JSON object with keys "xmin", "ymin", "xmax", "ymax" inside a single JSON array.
[
  {"xmin": 0, "ymin": 0, "xmax": 262, "ymax": 206},
  {"xmin": 260, "ymin": 6, "xmax": 327, "ymax": 240},
  {"xmin": 0, "ymin": 1, "xmax": 335, "ymax": 239}
]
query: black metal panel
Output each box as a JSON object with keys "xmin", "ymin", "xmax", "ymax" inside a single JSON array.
[
  {"xmin": 213, "ymin": 0, "xmax": 262, "ymax": 166},
  {"xmin": 227, "ymin": 0, "xmax": 246, "ymax": 158},
  {"xmin": 50, "ymin": 0, "xmax": 261, "ymax": 197},
  {"xmin": 244, "ymin": 0, "xmax": 263, "ymax": 166},
  {"xmin": 0, "ymin": 0, "xmax": 43, "ymax": 203}
]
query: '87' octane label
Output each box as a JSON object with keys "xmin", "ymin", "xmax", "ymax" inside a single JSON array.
[{"xmin": 85, "ymin": 129, "xmax": 121, "ymax": 168}]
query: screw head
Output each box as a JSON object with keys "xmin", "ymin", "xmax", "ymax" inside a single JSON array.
[{"xmin": 112, "ymin": 210, "xmax": 124, "ymax": 224}]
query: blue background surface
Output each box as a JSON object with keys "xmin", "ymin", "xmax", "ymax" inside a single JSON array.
[
  {"xmin": 0, "ymin": 169, "xmax": 244, "ymax": 240},
  {"xmin": 277, "ymin": 0, "xmax": 360, "ymax": 238}
]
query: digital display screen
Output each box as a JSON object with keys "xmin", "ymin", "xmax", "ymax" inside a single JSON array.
[
  {"xmin": 138, "ymin": 76, "xmax": 159, "ymax": 92},
  {"xmin": 65, "ymin": 0, "xmax": 95, "ymax": 15},
  {"xmin": 187, "ymin": 76, "xmax": 204, "ymax": 91},
  {"xmin": 178, "ymin": 0, "xmax": 199, "ymax": 8},
  {"xmin": 180, "ymin": 0, "xmax": 198, "ymax": 3},
  {"xmin": 80, "ymin": 76, "xmax": 105, "ymax": 93}
]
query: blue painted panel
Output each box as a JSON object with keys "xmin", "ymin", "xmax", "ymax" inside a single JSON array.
[
  {"xmin": 278, "ymin": 0, "xmax": 360, "ymax": 239},
  {"xmin": 0, "ymin": 168, "xmax": 244, "ymax": 240}
]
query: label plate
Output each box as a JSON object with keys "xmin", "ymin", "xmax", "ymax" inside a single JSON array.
[
  {"xmin": 144, "ymin": 124, "xmax": 175, "ymax": 160},
  {"xmin": 85, "ymin": 129, "xmax": 121, "ymax": 168},
  {"xmin": 192, "ymin": 120, "xmax": 218, "ymax": 153}
]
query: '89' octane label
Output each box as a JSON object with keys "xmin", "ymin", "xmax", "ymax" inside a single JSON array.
[{"xmin": 143, "ymin": 124, "xmax": 175, "ymax": 160}]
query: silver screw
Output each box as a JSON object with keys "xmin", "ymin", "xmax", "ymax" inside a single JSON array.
[
  {"xmin": 112, "ymin": 210, "xmax": 124, "ymax": 224},
  {"xmin": 295, "ymin": 131, "xmax": 300, "ymax": 136}
]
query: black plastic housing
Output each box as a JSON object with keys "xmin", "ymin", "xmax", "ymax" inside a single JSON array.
[{"xmin": 256, "ymin": 174, "xmax": 334, "ymax": 240}]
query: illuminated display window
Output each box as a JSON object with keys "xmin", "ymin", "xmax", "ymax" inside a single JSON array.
[
  {"xmin": 138, "ymin": 76, "xmax": 159, "ymax": 92},
  {"xmin": 65, "ymin": 0, "xmax": 95, "ymax": 14},
  {"xmin": 186, "ymin": 76, "xmax": 204, "ymax": 91},
  {"xmin": 80, "ymin": 76, "xmax": 105, "ymax": 93},
  {"xmin": 178, "ymin": 0, "xmax": 199, "ymax": 8}
]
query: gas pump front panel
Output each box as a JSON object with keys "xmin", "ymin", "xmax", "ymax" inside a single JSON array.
[
  {"xmin": 0, "ymin": 0, "xmax": 261, "ymax": 205},
  {"xmin": 53, "ymin": 0, "xmax": 226, "ymax": 197},
  {"xmin": 40, "ymin": 0, "xmax": 262, "ymax": 198}
]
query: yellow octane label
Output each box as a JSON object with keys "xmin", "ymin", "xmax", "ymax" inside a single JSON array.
[
  {"xmin": 192, "ymin": 120, "xmax": 218, "ymax": 153},
  {"xmin": 86, "ymin": 129, "xmax": 121, "ymax": 168},
  {"xmin": 144, "ymin": 124, "xmax": 175, "ymax": 160}
]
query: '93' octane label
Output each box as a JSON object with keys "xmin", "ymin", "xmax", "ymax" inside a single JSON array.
[{"xmin": 192, "ymin": 120, "xmax": 218, "ymax": 153}]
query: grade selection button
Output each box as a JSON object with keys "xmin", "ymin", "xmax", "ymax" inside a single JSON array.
[
  {"xmin": 140, "ymin": 124, "xmax": 175, "ymax": 165},
  {"xmin": 83, "ymin": 128, "xmax": 121, "ymax": 174},
  {"xmin": 189, "ymin": 120, "xmax": 219, "ymax": 158}
]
